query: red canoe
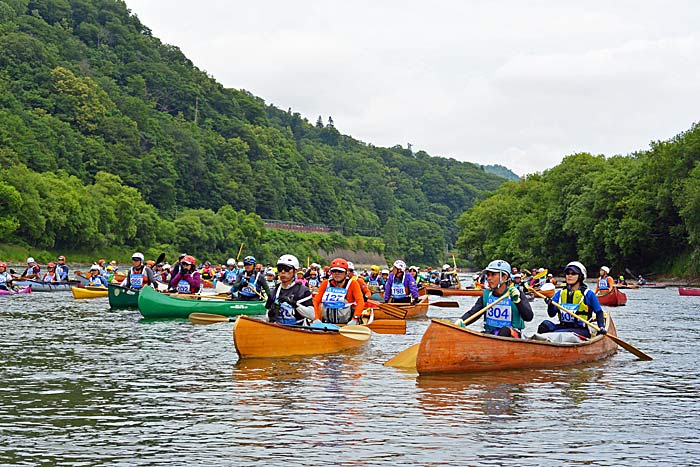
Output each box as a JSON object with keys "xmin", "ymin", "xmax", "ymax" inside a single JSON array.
[
  {"xmin": 679, "ymin": 287, "xmax": 700, "ymax": 296},
  {"xmin": 597, "ymin": 289, "xmax": 627, "ymax": 306}
]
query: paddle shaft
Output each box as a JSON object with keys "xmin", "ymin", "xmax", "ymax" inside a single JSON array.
[
  {"xmin": 235, "ymin": 243, "xmax": 244, "ymax": 262},
  {"xmin": 430, "ymin": 300, "xmax": 459, "ymax": 308},
  {"xmin": 452, "ymin": 254, "xmax": 461, "ymax": 288},
  {"xmin": 528, "ymin": 286, "xmax": 652, "ymax": 361}
]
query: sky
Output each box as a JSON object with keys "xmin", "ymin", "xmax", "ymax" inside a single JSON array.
[{"xmin": 125, "ymin": 1, "xmax": 700, "ymax": 175}]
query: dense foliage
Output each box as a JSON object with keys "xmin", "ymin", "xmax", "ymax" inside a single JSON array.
[
  {"xmin": 457, "ymin": 123, "xmax": 700, "ymax": 275},
  {"xmin": 0, "ymin": 0, "xmax": 506, "ymax": 265}
]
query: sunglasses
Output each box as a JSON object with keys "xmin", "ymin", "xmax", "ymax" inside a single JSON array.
[
  {"xmin": 131, "ymin": 258, "xmax": 141, "ymax": 261},
  {"xmin": 277, "ymin": 265, "xmax": 294, "ymax": 272},
  {"xmin": 565, "ymin": 270, "xmax": 578, "ymax": 276},
  {"xmin": 330, "ymin": 269, "xmax": 346, "ymax": 273}
]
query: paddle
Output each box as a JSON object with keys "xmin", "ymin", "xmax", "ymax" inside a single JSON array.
[
  {"xmin": 430, "ymin": 300, "xmax": 460, "ymax": 308},
  {"xmin": 527, "ymin": 286, "xmax": 653, "ymax": 361},
  {"xmin": 452, "ymin": 254, "xmax": 461, "ymax": 289},
  {"xmin": 384, "ymin": 293, "xmax": 510, "ymax": 369},
  {"xmin": 376, "ymin": 302, "xmax": 408, "ymax": 319},
  {"xmin": 235, "ymin": 243, "xmax": 244, "ymax": 262},
  {"xmin": 189, "ymin": 313, "xmax": 237, "ymax": 324},
  {"xmin": 155, "ymin": 252, "xmax": 166, "ymax": 265},
  {"xmin": 426, "ymin": 288, "xmax": 445, "ymax": 296}
]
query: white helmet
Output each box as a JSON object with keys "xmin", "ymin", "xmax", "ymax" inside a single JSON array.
[
  {"xmin": 381, "ymin": 269, "xmax": 390, "ymax": 275},
  {"xmin": 27, "ymin": 257, "xmax": 35, "ymax": 264},
  {"xmin": 277, "ymin": 254, "xmax": 300, "ymax": 270},
  {"xmin": 565, "ymin": 261, "xmax": 587, "ymax": 281},
  {"xmin": 163, "ymin": 263, "xmax": 171, "ymax": 270},
  {"xmin": 600, "ymin": 266, "xmax": 610, "ymax": 274},
  {"xmin": 442, "ymin": 264, "xmax": 451, "ymax": 271},
  {"xmin": 90, "ymin": 264, "xmax": 100, "ymax": 271},
  {"xmin": 409, "ymin": 265, "xmax": 419, "ymax": 272},
  {"xmin": 347, "ymin": 261, "xmax": 355, "ymax": 271},
  {"xmin": 132, "ymin": 252, "xmax": 144, "ymax": 261},
  {"xmin": 226, "ymin": 258, "xmax": 235, "ymax": 266},
  {"xmin": 237, "ymin": 261, "xmax": 244, "ymax": 267},
  {"xmin": 311, "ymin": 262, "xmax": 320, "ymax": 268},
  {"xmin": 393, "ymin": 260, "xmax": 407, "ymax": 271}
]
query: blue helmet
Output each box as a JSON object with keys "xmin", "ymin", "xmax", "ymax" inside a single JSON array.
[
  {"xmin": 485, "ymin": 260, "xmax": 511, "ymax": 280},
  {"xmin": 243, "ymin": 255, "xmax": 256, "ymax": 265}
]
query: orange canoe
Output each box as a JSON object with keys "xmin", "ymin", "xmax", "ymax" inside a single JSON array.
[
  {"xmin": 233, "ymin": 316, "xmax": 370, "ymax": 358},
  {"xmin": 373, "ymin": 295, "xmax": 429, "ymax": 320},
  {"xmin": 416, "ymin": 315, "xmax": 617, "ymax": 374}
]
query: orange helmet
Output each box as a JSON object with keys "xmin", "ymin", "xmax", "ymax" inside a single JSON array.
[
  {"xmin": 182, "ymin": 255, "xmax": 197, "ymax": 266},
  {"xmin": 48, "ymin": 262, "xmax": 56, "ymax": 268},
  {"xmin": 329, "ymin": 258, "xmax": 348, "ymax": 272}
]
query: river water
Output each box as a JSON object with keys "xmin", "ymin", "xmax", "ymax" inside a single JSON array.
[{"xmin": 1, "ymin": 286, "xmax": 698, "ymax": 466}]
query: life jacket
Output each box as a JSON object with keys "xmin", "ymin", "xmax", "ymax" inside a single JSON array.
[
  {"xmin": 223, "ymin": 268, "xmax": 237, "ymax": 284},
  {"xmin": 598, "ymin": 277, "xmax": 611, "ymax": 291},
  {"xmin": 390, "ymin": 274, "xmax": 408, "ymax": 299},
  {"xmin": 42, "ymin": 272, "xmax": 57, "ymax": 283},
  {"xmin": 482, "ymin": 290, "xmax": 524, "ymax": 332},
  {"xmin": 321, "ymin": 279, "xmax": 353, "ymax": 324},
  {"xmin": 129, "ymin": 266, "xmax": 149, "ymax": 290},
  {"xmin": 200, "ymin": 267, "xmax": 214, "ymax": 280},
  {"xmin": 557, "ymin": 286, "xmax": 590, "ymax": 328},
  {"xmin": 307, "ymin": 276, "xmax": 321, "ymax": 288},
  {"xmin": 366, "ymin": 273, "xmax": 381, "ymax": 291},
  {"xmin": 88, "ymin": 275, "xmax": 105, "ymax": 287},
  {"xmin": 269, "ymin": 283, "xmax": 305, "ymax": 325},
  {"xmin": 239, "ymin": 272, "xmax": 262, "ymax": 297},
  {"xmin": 177, "ymin": 277, "xmax": 192, "ymax": 294},
  {"xmin": 0, "ymin": 272, "xmax": 10, "ymax": 286}
]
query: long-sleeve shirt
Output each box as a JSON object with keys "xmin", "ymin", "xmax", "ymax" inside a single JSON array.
[
  {"xmin": 383, "ymin": 272, "xmax": 419, "ymax": 302},
  {"xmin": 169, "ymin": 270, "xmax": 202, "ymax": 293},
  {"xmin": 313, "ymin": 278, "xmax": 366, "ymax": 321}
]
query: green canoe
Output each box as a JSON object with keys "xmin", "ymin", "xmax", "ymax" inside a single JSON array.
[
  {"xmin": 108, "ymin": 284, "xmax": 140, "ymax": 309},
  {"xmin": 137, "ymin": 286, "xmax": 267, "ymax": 319}
]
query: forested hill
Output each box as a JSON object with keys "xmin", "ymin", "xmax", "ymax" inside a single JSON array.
[{"xmin": 0, "ymin": 0, "xmax": 507, "ymax": 264}]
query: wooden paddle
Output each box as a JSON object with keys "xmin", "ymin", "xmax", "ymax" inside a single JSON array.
[
  {"xmin": 377, "ymin": 303, "xmax": 408, "ymax": 319},
  {"xmin": 527, "ymin": 286, "xmax": 653, "ymax": 361},
  {"xmin": 430, "ymin": 300, "xmax": 460, "ymax": 308},
  {"xmin": 384, "ymin": 293, "xmax": 510, "ymax": 369},
  {"xmin": 189, "ymin": 313, "xmax": 237, "ymax": 324},
  {"xmin": 426, "ymin": 288, "xmax": 445, "ymax": 296},
  {"xmin": 452, "ymin": 254, "xmax": 461, "ymax": 289}
]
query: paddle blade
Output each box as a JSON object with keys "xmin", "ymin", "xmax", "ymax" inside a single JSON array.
[
  {"xmin": 366, "ymin": 319, "xmax": 407, "ymax": 334},
  {"xmin": 339, "ymin": 325, "xmax": 372, "ymax": 341},
  {"xmin": 430, "ymin": 301, "xmax": 460, "ymax": 308},
  {"xmin": 189, "ymin": 313, "xmax": 235, "ymax": 325},
  {"xmin": 155, "ymin": 252, "xmax": 166, "ymax": 265},
  {"xmin": 607, "ymin": 334, "xmax": 653, "ymax": 361},
  {"xmin": 384, "ymin": 343, "xmax": 419, "ymax": 369},
  {"xmin": 426, "ymin": 288, "xmax": 444, "ymax": 296}
]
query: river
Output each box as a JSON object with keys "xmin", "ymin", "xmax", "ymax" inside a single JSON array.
[{"xmin": 1, "ymin": 286, "xmax": 698, "ymax": 466}]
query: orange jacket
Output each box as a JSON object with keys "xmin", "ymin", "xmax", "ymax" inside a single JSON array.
[
  {"xmin": 313, "ymin": 277, "xmax": 366, "ymax": 320},
  {"xmin": 352, "ymin": 276, "xmax": 371, "ymax": 300},
  {"xmin": 595, "ymin": 276, "xmax": 615, "ymax": 294}
]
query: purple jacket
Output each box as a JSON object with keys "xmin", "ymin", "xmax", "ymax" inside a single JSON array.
[
  {"xmin": 170, "ymin": 271, "xmax": 202, "ymax": 292},
  {"xmin": 384, "ymin": 272, "xmax": 419, "ymax": 302}
]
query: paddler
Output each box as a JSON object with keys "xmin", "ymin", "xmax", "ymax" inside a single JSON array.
[
  {"xmin": 56, "ymin": 256, "xmax": 69, "ymax": 281},
  {"xmin": 199, "ymin": 261, "xmax": 215, "ymax": 281},
  {"xmin": 384, "ymin": 260, "xmax": 420, "ymax": 304},
  {"xmin": 537, "ymin": 261, "xmax": 607, "ymax": 339},
  {"xmin": 306, "ymin": 268, "xmax": 321, "ymax": 291},
  {"xmin": 408, "ymin": 265, "xmax": 425, "ymax": 287},
  {"xmin": 347, "ymin": 261, "xmax": 371, "ymax": 301},
  {"xmin": 21, "ymin": 257, "xmax": 40, "ymax": 279},
  {"xmin": 86, "ymin": 264, "xmax": 108, "ymax": 287},
  {"xmin": 40, "ymin": 262, "xmax": 60, "ymax": 283},
  {"xmin": 266, "ymin": 254, "xmax": 315, "ymax": 325},
  {"xmin": 0, "ymin": 262, "xmax": 14, "ymax": 291},
  {"xmin": 169, "ymin": 255, "xmax": 201, "ymax": 294},
  {"xmin": 232, "ymin": 256, "xmax": 271, "ymax": 301},
  {"xmin": 365, "ymin": 265, "xmax": 385, "ymax": 300},
  {"xmin": 123, "ymin": 252, "xmax": 158, "ymax": 290},
  {"xmin": 594, "ymin": 266, "xmax": 615, "ymax": 296},
  {"xmin": 457, "ymin": 260, "xmax": 532, "ymax": 338},
  {"xmin": 313, "ymin": 258, "xmax": 365, "ymax": 324}
]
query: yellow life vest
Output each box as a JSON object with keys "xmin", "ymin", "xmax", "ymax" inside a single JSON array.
[{"xmin": 559, "ymin": 287, "xmax": 589, "ymax": 322}]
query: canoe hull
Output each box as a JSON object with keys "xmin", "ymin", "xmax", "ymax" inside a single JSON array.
[
  {"xmin": 373, "ymin": 296, "xmax": 429, "ymax": 319},
  {"xmin": 234, "ymin": 316, "xmax": 369, "ymax": 358},
  {"xmin": 679, "ymin": 287, "xmax": 700, "ymax": 296},
  {"xmin": 0, "ymin": 286, "xmax": 32, "ymax": 295},
  {"xmin": 71, "ymin": 286, "xmax": 108, "ymax": 299},
  {"xmin": 108, "ymin": 284, "xmax": 140, "ymax": 309},
  {"xmin": 416, "ymin": 316, "xmax": 617, "ymax": 374},
  {"xmin": 427, "ymin": 287, "xmax": 482, "ymax": 297},
  {"xmin": 138, "ymin": 286, "xmax": 266, "ymax": 319},
  {"xmin": 597, "ymin": 289, "xmax": 627, "ymax": 306},
  {"xmin": 14, "ymin": 280, "xmax": 75, "ymax": 292}
]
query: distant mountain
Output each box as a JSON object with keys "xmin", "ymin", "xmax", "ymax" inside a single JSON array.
[{"xmin": 482, "ymin": 164, "xmax": 520, "ymax": 181}]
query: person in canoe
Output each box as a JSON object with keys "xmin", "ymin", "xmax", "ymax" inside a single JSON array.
[
  {"xmin": 266, "ymin": 254, "xmax": 315, "ymax": 325},
  {"xmin": 232, "ymin": 256, "xmax": 271, "ymax": 301},
  {"xmin": 537, "ymin": 261, "xmax": 607, "ymax": 339},
  {"xmin": 617, "ymin": 275, "xmax": 627, "ymax": 285},
  {"xmin": 87, "ymin": 264, "xmax": 108, "ymax": 287},
  {"xmin": 595, "ymin": 266, "xmax": 615, "ymax": 296},
  {"xmin": 306, "ymin": 268, "xmax": 321, "ymax": 292},
  {"xmin": 313, "ymin": 257, "xmax": 366, "ymax": 324},
  {"xmin": 348, "ymin": 261, "xmax": 371, "ymax": 301},
  {"xmin": 265, "ymin": 270, "xmax": 278, "ymax": 290},
  {"xmin": 439, "ymin": 264, "xmax": 458, "ymax": 288},
  {"xmin": 56, "ymin": 255, "xmax": 69, "ymax": 281},
  {"xmin": 384, "ymin": 260, "xmax": 420, "ymax": 304},
  {"xmin": 219, "ymin": 258, "xmax": 239, "ymax": 286},
  {"xmin": 20, "ymin": 257, "xmax": 40, "ymax": 279},
  {"xmin": 123, "ymin": 252, "xmax": 158, "ymax": 290},
  {"xmin": 199, "ymin": 261, "xmax": 215, "ymax": 281},
  {"xmin": 365, "ymin": 265, "xmax": 385, "ymax": 301},
  {"xmin": 457, "ymin": 260, "xmax": 533, "ymax": 338},
  {"xmin": 41, "ymin": 262, "xmax": 61, "ymax": 283},
  {"xmin": 168, "ymin": 254, "xmax": 187, "ymax": 282},
  {"xmin": 0, "ymin": 261, "xmax": 14, "ymax": 291},
  {"xmin": 409, "ymin": 265, "xmax": 425, "ymax": 288},
  {"xmin": 169, "ymin": 255, "xmax": 202, "ymax": 294}
]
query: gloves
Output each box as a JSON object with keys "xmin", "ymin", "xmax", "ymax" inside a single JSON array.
[
  {"xmin": 598, "ymin": 328, "xmax": 607, "ymax": 335},
  {"xmin": 411, "ymin": 297, "xmax": 419, "ymax": 305},
  {"xmin": 508, "ymin": 285, "xmax": 521, "ymax": 304},
  {"xmin": 279, "ymin": 295, "xmax": 296, "ymax": 307},
  {"xmin": 453, "ymin": 319, "xmax": 465, "ymax": 327},
  {"xmin": 544, "ymin": 297, "xmax": 552, "ymax": 305},
  {"xmin": 240, "ymin": 278, "xmax": 248, "ymax": 285}
]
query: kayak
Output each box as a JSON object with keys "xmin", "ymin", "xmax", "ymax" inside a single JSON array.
[
  {"xmin": 415, "ymin": 315, "xmax": 617, "ymax": 374},
  {"xmin": 597, "ymin": 289, "xmax": 627, "ymax": 306},
  {"xmin": 13, "ymin": 280, "xmax": 77, "ymax": 292},
  {"xmin": 233, "ymin": 315, "xmax": 370, "ymax": 358},
  {"xmin": 108, "ymin": 283, "xmax": 140, "ymax": 309},
  {"xmin": 71, "ymin": 286, "xmax": 108, "ymax": 299},
  {"xmin": 0, "ymin": 286, "xmax": 32, "ymax": 295},
  {"xmin": 373, "ymin": 295, "xmax": 429, "ymax": 320},
  {"xmin": 679, "ymin": 287, "xmax": 700, "ymax": 296},
  {"xmin": 138, "ymin": 285, "xmax": 266, "ymax": 319}
]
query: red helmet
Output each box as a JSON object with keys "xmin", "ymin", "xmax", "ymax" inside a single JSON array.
[
  {"xmin": 329, "ymin": 258, "xmax": 348, "ymax": 272},
  {"xmin": 181, "ymin": 255, "xmax": 197, "ymax": 266},
  {"xmin": 48, "ymin": 262, "xmax": 56, "ymax": 268}
]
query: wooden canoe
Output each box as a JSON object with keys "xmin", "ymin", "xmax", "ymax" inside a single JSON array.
[
  {"xmin": 426, "ymin": 287, "xmax": 482, "ymax": 297},
  {"xmin": 108, "ymin": 283, "xmax": 140, "ymax": 309},
  {"xmin": 597, "ymin": 288, "xmax": 627, "ymax": 306},
  {"xmin": 138, "ymin": 285, "xmax": 266, "ymax": 319},
  {"xmin": 71, "ymin": 286, "xmax": 108, "ymax": 299},
  {"xmin": 233, "ymin": 315, "xmax": 370, "ymax": 358},
  {"xmin": 373, "ymin": 295, "xmax": 429, "ymax": 319},
  {"xmin": 416, "ymin": 315, "xmax": 618, "ymax": 374},
  {"xmin": 679, "ymin": 287, "xmax": 700, "ymax": 296}
]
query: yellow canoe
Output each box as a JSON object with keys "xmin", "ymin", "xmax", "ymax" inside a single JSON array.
[
  {"xmin": 233, "ymin": 316, "xmax": 370, "ymax": 358},
  {"xmin": 71, "ymin": 286, "xmax": 108, "ymax": 299}
]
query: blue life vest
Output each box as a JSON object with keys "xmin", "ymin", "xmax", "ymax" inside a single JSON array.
[
  {"xmin": 224, "ymin": 269, "xmax": 237, "ymax": 284},
  {"xmin": 239, "ymin": 272, "xmax": 261, "ymax": 297},
  {"xmin": 130, "ymin": 268, "xmax": 144, "ymax": 289},
  {"xmin": 391, "ymin": 275, "xmax": 407, "ymax": 299},
  {"xmin": 598, "ymin": 277, "xmax": 610, "ymax": 291},
  {"xmin": 88, "ymin": 275, "xmax": 105, "ymax": 287}
]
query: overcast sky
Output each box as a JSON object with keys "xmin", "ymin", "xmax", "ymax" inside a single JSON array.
[{"xmin": 125, "ymin": 1, "xmax": 700, "ymax": 175}]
